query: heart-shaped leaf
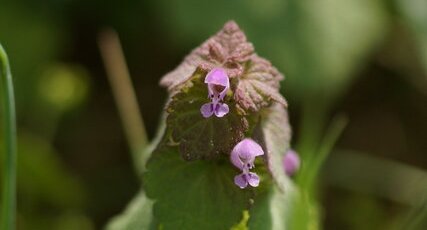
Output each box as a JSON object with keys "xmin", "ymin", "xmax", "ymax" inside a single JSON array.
[{"xmin": 143, "ymin": 146, "xmax": 253, "ymax": 230}]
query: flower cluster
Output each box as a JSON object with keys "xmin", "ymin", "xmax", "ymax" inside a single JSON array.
[
  {"xmin": 199, "ymin": 68, "xmax": 298, "ymax": 188},
  {"xmin": 230, "ymin": 138, "xmax": 264, "ymax": 189},
  {"xmin": 200, "ymin": 68, "xmax": 230, "ymax": 118}
]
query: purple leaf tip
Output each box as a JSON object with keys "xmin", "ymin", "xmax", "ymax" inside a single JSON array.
[{"xmin": 160, "ymin": 21, "xmax": 287, "ymax": 114}]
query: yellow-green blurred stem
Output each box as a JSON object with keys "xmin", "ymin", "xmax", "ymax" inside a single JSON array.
[{"xmin": 1, "ymin": 44, "xmax": 17, "ymax": 230}]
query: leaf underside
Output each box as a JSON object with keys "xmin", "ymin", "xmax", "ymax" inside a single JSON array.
[
  {"xmin": 254, "ymin": 103, "xmax": 292, "ymax": 191},
  {"xmin": 248, "ymin": 103, "xmax": 296, "ymax": 230}
]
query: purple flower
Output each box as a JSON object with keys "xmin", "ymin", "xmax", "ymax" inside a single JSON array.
[
  {"xmin": 234, "ymin": 172, "xmax": 260, "ymax": 188},
  {"xmin": 205, "ymin": 68, "xmax": 230, "ymax": 102},
  {"xmin": 200, "ymin": 68, "xmax": 230, "ymax": 118},
  {"xmin": 230, "ymin": 138, "xmax": 264, "ymax": 189},
  {"xmin": 283, "ymin": 149, "xmax": 300, "ymax": 176},
  {"xmin": 200, "ymin": 102, "xmax": 229, "ymax": 118},
  {"xmin": 230, "ymin": 138, "xmax": 264, "ymax": 170}
]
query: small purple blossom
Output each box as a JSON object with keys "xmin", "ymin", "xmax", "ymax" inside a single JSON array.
[
  {"xmin": 234, "ymin": 172, "xmax": 260, "ymax": 188},
  {"xmin": 205, "ymin": 68, "xmax": 230, "ymax": 101},
  {"xmin": 283, "ymin": 149, "xmax": 300, "ymax": 176},
  {"xmin": 230, "ymin": 138, "xmax": 264, "ymax": 189},
  {"xmin": 200, "ymin": 68, "xmax": 230, "ymax": 118},
  {"xmin": 200, "ymin": 102, "xmax": 229, "ymax": 118}
]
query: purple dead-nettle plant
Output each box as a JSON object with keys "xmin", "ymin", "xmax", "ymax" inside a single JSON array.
[
  {"xmin": 158, "ymin": 20, "xmax": 291, "ymax": 185},
  {"xmin": 283, "ymin": 149, "xmax": 300, "ymax": 176},
  {"xmin": 132, "ymin": 21, "xmax": 295, "ymax": 229},
  {"xmin": 200, "ymin": 68, "xmax": 230, "ymax": 118},
  {"xmin": 231, "ymin": 138, "xmax": 264, "ymax": 189}
]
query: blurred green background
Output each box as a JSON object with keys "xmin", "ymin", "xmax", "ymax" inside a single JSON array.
[{"xmin": 1, "ymin": 0, "xmax": 427, "ymax": 229}]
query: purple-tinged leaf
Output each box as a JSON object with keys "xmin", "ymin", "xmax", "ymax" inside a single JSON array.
[
  {"xmin": 160, "ymin": 21, "xmax": 253, "ymax": 93},
  {"xmin": 234, "ymin": 56, "xmax": 287, "ymax": 113},
  {"xmin": 159, "ymin": 21, "xmax": 286, "ymax": 114}
]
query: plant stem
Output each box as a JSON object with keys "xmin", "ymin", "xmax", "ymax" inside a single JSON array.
[
  {"xmin": 97, "ymin": 29, "xmax": 149, "ymax": 173},
  {"xmin": 0, "ymin": 44, "xmax": 17, "ymax": 230}
]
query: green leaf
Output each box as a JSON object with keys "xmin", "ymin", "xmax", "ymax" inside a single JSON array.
[
  {"xmin": 248, "ymin": 188, "xmax": 274, "ymax": 230},
  {"xmin": 106, "ymin": 191, "xmax": 156, "ymax": 230},
  {"xmin": 166, "ymin": 70, "xmax": 248, "ymax": 160},
  {"xmin": 143, "ymin": 147, "xmax": 253, "ymax": 230},
  {"xmin": 248, "ymin": 185, "xmax": 299, "ymax": 230}
]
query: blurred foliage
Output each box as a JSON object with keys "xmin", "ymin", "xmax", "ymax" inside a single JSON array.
[
  {"xmin": 0, "ymin": 2, "xmax": 64, "ymax": 115},
  {"xmin": 0, "ymin": 0, "xmax": 426, "ymax": 229},
  {"xmin": 396, "ymin": 0, "xmax": 427, "ymax": 74},
  {"xmin": 1, "ymin": 2, "xmax": 92, "ymax": 229},
  {"xmin": 154, "ymin": 0, "xmax": 390, "ymax": 102},
  {"xmin": 38, "ymin": 64, "xmax": 89, "ymax": 112},
  {"xmin": 0, "ymin": 134, "xmax": 91, "ymax": 229}
]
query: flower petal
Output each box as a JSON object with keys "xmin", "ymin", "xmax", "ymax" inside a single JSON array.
[
  {"xmin": 231, "ymin": 138, "xmax": 264, "ymax": 166},
  {"xmin": 230, "ymin": 148, "xmax": 244, "ymax": 170},
  {"xmin": 206, "ymin": 68, "xmax": 230, "ymax": 101},
  {"xmin": 214, "ymin": 103, "xmax": 229, "ymax": 117},
  {"xmin": 247, "ymin": 172, "xmax": 260, "ymax": 187},
  {"xmin": 234, "ymin": 173, "xmax": 248, "ymax": 189},
  {"xmin": 205, "ymin": 68, "xmax": 229, "ymax": 87},
  {"xmin": 200, "ymin": 102, "xmax": 214, "ymax": 118},
  {"xmin": 283, "ymin": 149, "xmax": 300, "ymax": 176}
]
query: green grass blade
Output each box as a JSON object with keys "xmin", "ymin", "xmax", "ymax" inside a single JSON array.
[
  {"xmin": 298, "ymin": 115, "xmax": 348, "ymax": 192},
  {"xmin": 0, "ymin": 43, "xmax": 17, "ymax": 230}
]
